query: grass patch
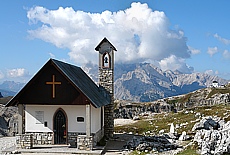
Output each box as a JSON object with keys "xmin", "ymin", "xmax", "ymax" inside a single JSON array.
[
  {"xmin": 207, "ymin": 88, "xmax": 230, "ymax": 98},
  {"xmin": 129, "ymin": 150, "xmax": 149, "ymax": 155},
  {"xmin": 177, "ymin": 142, "xmax": 199, "ymax": 155},
  {"xmin": 166, "ymin": 93, "xmax": 193, "ymax": 105},
  {"xmin": 115, "ymin": 103, "xmax": 230, "ymax": 135}
]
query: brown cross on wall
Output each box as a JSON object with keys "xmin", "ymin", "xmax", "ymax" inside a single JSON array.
[{"xmin": 46, "ymin": 75, "xmax": 61, "ymax": 98}]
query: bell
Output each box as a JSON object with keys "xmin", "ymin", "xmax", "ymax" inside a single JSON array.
[{"xmin": 104, "ymin": 57, "xmax": 108, "ymax": 63}]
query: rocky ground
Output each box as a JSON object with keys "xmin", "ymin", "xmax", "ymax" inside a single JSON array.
[{"xmin": 0, "ymin": 136, "xmax": 16, "ymax": 154}]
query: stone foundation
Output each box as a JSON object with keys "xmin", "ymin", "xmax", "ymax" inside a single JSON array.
[
  {"xmin": 16, "ymin": 130, "xmax": 103, "ymax": 150},
  {"xmin": 16, "ymin": 134, "xmax": 33, "ymax": 149},
  {"xmin": 77, "ymin": 135, "xmax": 93, "ymax": 150},
  {"xmin": 68, "ymin": 129, "xmax": 104, "ymax": 149},
  {"xmin": 68, "ymin": 132, "xmax": 78, "ymax": 147},
  {"xmin": 31, "ymin": 132, "xmax": 53, "ymax": 145}
]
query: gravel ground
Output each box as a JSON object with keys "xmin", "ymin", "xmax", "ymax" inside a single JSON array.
[
  {"xmin": 114, "ymin": 118, "xmax": 137, "ymax": 126},
  {"xmin": 0, "ymin": 136, "xmax": 16, "ymax": 153}
]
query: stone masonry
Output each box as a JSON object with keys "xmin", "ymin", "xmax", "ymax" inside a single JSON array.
[
  {"xmin": 77, "ymin": 135, "xmax": 93, "ymax": 150},
  {"xmin": 99, "ymin": 69, "xmax": 114, "ymax": 138},
  {"xmin": 16, "ymin": 134, "xmax": 33, "ymax": 149},
  {"xmin": 96, "ymin": 38, "xmax": 116, "ymax": 139}
]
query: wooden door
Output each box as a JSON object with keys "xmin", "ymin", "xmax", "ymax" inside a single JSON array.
[{"xmin": 53, "ymin": 109, "xmax": 67, "ymax": 144}]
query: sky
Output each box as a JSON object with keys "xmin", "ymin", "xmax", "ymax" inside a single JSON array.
[{"xmin": 1, "ymin": 0, "xmax": 230, "ymax": 83}]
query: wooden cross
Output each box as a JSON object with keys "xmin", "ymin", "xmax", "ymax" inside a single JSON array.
[{"xmin": 46, "ymin": 75, "xmax": 61, "ymax": 98}]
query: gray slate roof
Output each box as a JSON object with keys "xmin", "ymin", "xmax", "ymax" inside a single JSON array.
[{"xmin": 52, "ymin": 59, "xmax": 111, "ymax": 108}]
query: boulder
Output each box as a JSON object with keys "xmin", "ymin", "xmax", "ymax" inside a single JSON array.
[
  {"xmin": 193, "ymin": 117, "xmax": 230, "ymax": 155},
  {"xmin": 124, "ymin": 134, "xmax": 180, "ymax": 153},
  {"xmin": 192, "ymin": 117, "xmax": 220, "ymax": 131}
]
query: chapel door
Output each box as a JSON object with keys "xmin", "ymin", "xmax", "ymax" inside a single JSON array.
[{"xmin": 54, "ymin": 109, "xmax": 67, "ymax": 144}]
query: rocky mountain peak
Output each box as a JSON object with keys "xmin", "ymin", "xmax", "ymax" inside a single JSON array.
[
  {"xmin": 81, "ymin": 62, "xmax": 229, "ymax": 102},
  {"xmin": 115, "ymin": 63, "xmax": 229, "ymax": 102}
]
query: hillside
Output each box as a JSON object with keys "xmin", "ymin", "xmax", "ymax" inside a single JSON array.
[
  {"xmin": 114, "ymin": 86, "xmax": 230, "ymax": 154},
  {"xmin": 114, "ymin": 85, "xmax": 230, "ymax": 119}
]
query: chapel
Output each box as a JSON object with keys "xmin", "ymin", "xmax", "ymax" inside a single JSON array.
[{"xmin": 6, "ymin": 38, "xmax": 116, "ymax": 150}]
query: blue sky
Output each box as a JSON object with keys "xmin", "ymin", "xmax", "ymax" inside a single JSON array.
[{"xmin": 1, "ymin": 0, "xmax": 230, "ymax": 83}]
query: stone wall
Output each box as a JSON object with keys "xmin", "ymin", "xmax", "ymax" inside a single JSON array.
[
  {"xmin": 31, "ymin": 132, "xmax": 53, "ymax": 145},
  {"xmin": 16, "ymin": 130, "xmax": 102, "ymax": 150},
  {"xmin": 77, "ymin": 135, "xmax": 93, "ymax": 150},
  {"xmin": 16, "ymin": 134, "xmax": 33, "ymax": 149},
  {"xmin": 16, "ymin": 132, "xmax": 52, "ymax": 149},
  {"xmin": 68, "ymin": 129, "xmax": 103, "ymax": 148},
  {"xmin": 68, "ymin": 132, "xmax": 78, "ymax": 147}
]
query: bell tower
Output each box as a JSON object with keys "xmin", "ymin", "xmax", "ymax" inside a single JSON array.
[{"xmin": 95, "ymin": 38, "xmax": 116, "ymax": 138}]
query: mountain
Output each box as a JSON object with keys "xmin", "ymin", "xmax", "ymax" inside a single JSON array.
[
  {"xmin": 0, "ymin": 81, "xmax": 25, "ymax": 97},
  {"xmin": 0, "ymin": 81, "xmax": 25, "ymax": 92},
  {"xmin": 83, "ymin": 62, "xmax": 229, "ymax": 102}
]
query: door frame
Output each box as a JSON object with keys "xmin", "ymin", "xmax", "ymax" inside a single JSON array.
[{"xmin": 53, "ymin": 108, "xmax": 68, "ymax": 144}]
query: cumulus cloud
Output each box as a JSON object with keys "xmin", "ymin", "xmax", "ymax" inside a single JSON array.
[
  {"xmin": 188, "ymin": 46, "xmax": 200, "ymax": 55},
  {"xmin": 27, "ymin": 2, "xmax": 191, "ymax": 72},
  {"xmin": 159, "ymin": 55, "xmax": 193, "ymax": 73},
  {"xmin": 205, "ymin": 69, "xmax": 219, "ymax": 76},
  {"xmin": 207, "ymin": 47, "xmax": 218, "ymax": 57},
  {"xmin": 214, "ymin": 33, "xmax": 230, "ymax": 45},
  {"xmin": 7, "ymin": 68, "xmax": 29, "ymax": 78}
]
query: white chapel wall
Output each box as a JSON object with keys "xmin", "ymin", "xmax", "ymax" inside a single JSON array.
[
  {"xmin": 91, "ymin": 106, "xmax": 101, "ymax": 132},
  {"xmin": 25, "ymin": 104, "xmax": 102, "ymax": 133}
]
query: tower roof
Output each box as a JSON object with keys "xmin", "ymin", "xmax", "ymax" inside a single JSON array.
[{"xmin": 95, "ymin": 37, "xmax": 117, "ymax": 51}]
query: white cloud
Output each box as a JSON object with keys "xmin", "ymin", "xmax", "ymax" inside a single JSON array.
[
  {"xmin": 207, "ymin": 47, "xmax": 218, "ymax": 57},
  {"xmin": 49, "ymin": 52, "xmax": 55, "ymax": 58},
  {"xmin": 205, "ymin": 69, "xmax": 219, "ymax": 76},
  {"xmin": 0, "ymin": 71, "xmax": 4, "ymax": 79},
  {"xmin": 188, "ymin": 46, "xmax": 200, "ymax": 55},
  {"xmin": 7, "ymin": 68, "xmax": 29, "ymax": 78},
  {"xmin": 27, "ymin": 2, "xmax": 191, "ymax": 71},
  {"xmin": 205, "ymin": 70, "xmax": 214, "ymax": 75},
  {"xmin": 214, "ymin": 33, "xmax": 230, "ymax": 45},
  {"xmin": 223, "ymin": 50, "xmax": 230, "ymax": 59},
  {"xmin": 159, "ymin": 55, "xmax": 193, "ymax": 73}
]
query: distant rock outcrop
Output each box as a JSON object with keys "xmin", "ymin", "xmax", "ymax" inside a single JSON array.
[
  {"xmin": 0, "ymin": 92, "xmax": 3, "ymax": 98},
  {"xmin": 0, "ymin": 103, "xmax": 18, "ymax": 136},
  {"xmin": 114, "ymin": 87, "xmax": 230, "ymax": 119}
]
